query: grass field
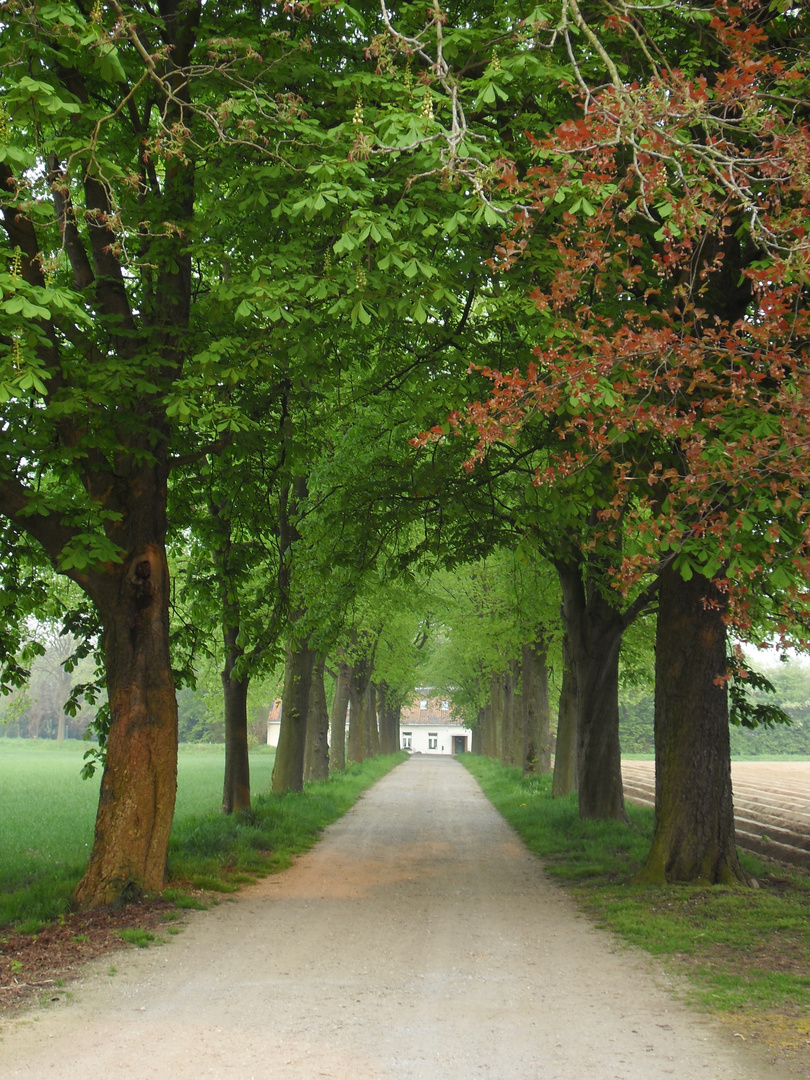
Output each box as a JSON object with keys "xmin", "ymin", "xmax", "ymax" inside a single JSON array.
[{"xmin": 0, "ymin": 739, "xmax": 277, "ymax": 927}]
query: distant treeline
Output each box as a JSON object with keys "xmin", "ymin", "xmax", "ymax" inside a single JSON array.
[{"xmin": 620, "ymin": 660, "xmax": 810, "ymax": 756}]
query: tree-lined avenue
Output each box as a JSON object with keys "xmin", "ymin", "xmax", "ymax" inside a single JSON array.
[{"xmin": 0, "ymin": 758, "xmax": 791, "ymax": 1080}]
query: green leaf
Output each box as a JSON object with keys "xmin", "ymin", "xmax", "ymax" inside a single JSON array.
[{"xmin": 350, "ymin": 301, "xmax": 372, "ymax": 326}]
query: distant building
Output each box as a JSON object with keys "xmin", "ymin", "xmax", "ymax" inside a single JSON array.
[
  {"xmin": 266, "ymin": 699, "xmax": 282, "ymax": 747},
  {"xmin": 399, "ymin": 693, "xmax": 470, "ymax": 755}
]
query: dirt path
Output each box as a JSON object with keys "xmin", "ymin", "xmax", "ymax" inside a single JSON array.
[{"xmin": 0, "ymin": 757, "xmax": 795, "ymax": 1079}]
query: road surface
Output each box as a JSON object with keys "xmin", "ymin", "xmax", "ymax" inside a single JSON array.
[{"xmin": 0, "ymin": 757, "xmax": 793, "ymax": 1079}]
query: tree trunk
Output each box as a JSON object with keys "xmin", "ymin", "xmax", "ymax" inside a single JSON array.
[
  {"xmin": 210, "ymin": 499, "xmax": 251, "ymax": 814},
  {"xmin": 222, "ymin": 625, "xmax": 250, "ymax": 814},
  {"xmin": 472, "ymin": 705, "xmax": 487, "ymax": 754},
  {"xmin": 272, "ymin": 631, "xmax": 316, "ymax": 794},
  {"xmin": 507, "ymin": 659, "xmax": 522, "ymax": 766},
  {"xmin": 552, "ymin": 633, "xmax": 578, "ymax": 796},
  {"xmin": 377, "ymin": 681, "xmax": 400, "ymax": 754},
  {"xmin": 329, "ymin": 661, "xmax": 351, "ymax": 771},
  {"xmin": 522, "ymin": 641, "xmax": 551, "ymax": 775},
  {"xmin": 74, "ymin": 543, "xmax": 178, "ymax": 908},
  {"xmin": 556, "ymin": 562, "xmax": 627, "ymax": 821},
  {"xmin": 347, "ymin": 662, "xmax": 371, "ymax": 764},
  {"xmin": 489, "ymin": 672, "xmax": 504, "ymax": 760},
  {"xmin": 304, "ymin": 657, "xmax": 330, "ymax": 783},
  {"xmin": 641, "ymin": 563, "xmax": 747, "ymax": 884},
  {"xmin": 364, "ymin": 682, "xmax": 379, "ymax": 759}
]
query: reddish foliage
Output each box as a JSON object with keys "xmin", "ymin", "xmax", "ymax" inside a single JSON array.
[{"xmin": 451, "ymin": 3, "xmax": 810, "ymax": 633}]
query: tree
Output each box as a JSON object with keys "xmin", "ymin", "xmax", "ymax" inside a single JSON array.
[
  {"xmin": 0, "ymin": 0, "xmax": 332, "ymax": 904},
  {"xmin": 0, "ymin": 0, "xmax": 198, "ymax": 903},
  {"xmin": 453, "ymin": 0, "xmax": 810, "ymax": 877}
]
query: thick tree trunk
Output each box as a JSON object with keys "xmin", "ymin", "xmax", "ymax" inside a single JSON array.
[
  {"xmin": 272, "ymin": 632, "xmax": 316, "ymax": 794},
  {"xmin": 472, "ymin": 705, "xmax": 487, "ymax": 754},
  {"xmin": 74, "ymin": 543, "xmax": 178, "ymax": 908},
  {"xmin": 489, "ymin": 672, "xmax": 504, "ymax": 760},
  {"xmin": 222, "ymin": 670, "xmax": 250, "ymax": 813},
  {"xmin": 522, "ymin": 641, "xmax": 551, "ymax": 775},
  {"xmin": 222, "ymin": 625, "xmax": 250, "ymax": 814},
  {"xmin": 329, "ymin": 661, "xmax": 351, "ymax": 771},
  {"xmin": 642, "ymin": 563, "xmax": 747, "ymax": 884},
  {"xmin": 552, "ymin": 635, "xmax": 578, "ymax": 796},
  {"xmin": 377, "ymin": 681, "xmax": 400, "ymax": 755},
  {"xmin": 557, "ymin": 562, "xmax": 627, "ymax": 821},
  {"xmin": 304, "ymin": 657, "xmax": 330, "ymax": 783},
  {"xmin": 506, "ymin": 659, "xmax": 522, "ymax": 766},
  {"xmin": 210, "ymin": 500, "xmax": 251, "ymax": 815},
  {"xmin": 347, "ymin": 662, "xmax": 371, "ymax": 764}
]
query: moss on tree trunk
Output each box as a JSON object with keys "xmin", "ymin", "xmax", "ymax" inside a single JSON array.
[
  {"xmin": 304, "ymin": 657, "xmax": 330, "ymax": 783},
  {"xmin": 557, "ymin": 562, "xmax": 627, "ymax": 821},
  {"xmin": 522, "ymin": 641, "xmax": 551, "ymax": 775},
  {"xmin": 272, "ymin": 632, "xmax": 316, "ymax": 795},
  {"xmin": 329, "ymin": 662, "xmax": 351, "ymax": 771},
  {"xmin": 640, "ymin": 563, "xmax": 747, "ymax": 885},
  {"xmin": 552, "ymin": 634, "xmax": 578, "ymax": 796},
  {"xmin": 222, "ymin": 627, "xmax": 250, "ymax": 814}
]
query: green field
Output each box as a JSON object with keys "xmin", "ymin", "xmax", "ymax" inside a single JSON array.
[{"xmin": 0, "ymin": 739, "xmax": 277, "ymax": 926}]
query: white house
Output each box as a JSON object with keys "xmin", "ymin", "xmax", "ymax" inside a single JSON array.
[
  {"xmin": 266, "ymin": 699, "xmax": 282, "ymax": 747},
  {"xmin": 399, "ymin": 694, "xmax": 470, "ymax": 755}
]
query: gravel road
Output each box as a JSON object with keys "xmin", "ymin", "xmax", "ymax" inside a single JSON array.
[{"xmin": 0, "ymin": 757, "xmax": 794, "ymax": 1079}]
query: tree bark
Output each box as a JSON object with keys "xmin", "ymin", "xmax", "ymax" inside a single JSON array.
[
  {"xmin": 329, "ymin": 661, "xmax": 351, "ymax": 771},
  {"xmin": 209, "ymin": 496, "xmax": 252, "ymax": 815},
  {"xmin": 552, "ymin": 633, "xmax": 578, "ymax": 796},
  {"xmin": 377, "ymin": 681, "xmax": 400, "ymax": 754},
  {"xmin": 304, "ymin": 657, "xmax": 330, "ymax": 782},
  {"xmin": 506, "ymin": 659, "xmax": 522, "ymax": 767},
  {"xmin": 557, "ymin": 560, "xmax": 627, "ymax": 821},
  {"xmin": 221, "ymin": 624, "xmax": 250, "ymax": 814},
  {"xmin": 472, "ymin": 705, "xmax": 487, "ymax": 754},
  {"xmin": 347, "ymin": 662, "xmax": 371, "ymax": 764},
  {"xmin": 522, "ymin": 641, "xmax": 551, "ymax": 775},
  {"xmin": 74, "ymin": 543, "xmax": 178, "ymax": 908},
  {"xmin": 489, "ymin": 672, "xmax": 504, "ymax": 760},
  {"xmin": 364, "ymin": 682, "xmax": 379, "ymax": 759},
  {"xmin": 641, "ymin": 563, "xmax": 747, "ymax": 884},
  {"xmin": 272, "ymin": 631, "xmax": 316, "ymax": 794}
]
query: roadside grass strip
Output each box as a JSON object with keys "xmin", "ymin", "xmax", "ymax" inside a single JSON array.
[
  {"xmin": 0, "ymin": 739, "xmax": 405, "ymax": 930},
  {"xmin": 169, "ymin": 753, "xmax": 407, "ymax": 890},
  {"xmin": 462, "ymin": 755, "xmax": 810, "ymax": 1024}
]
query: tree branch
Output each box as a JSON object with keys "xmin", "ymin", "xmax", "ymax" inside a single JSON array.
[{"xmin": 47, "ymin": 154, "xmax": 95, "ymax": 292}]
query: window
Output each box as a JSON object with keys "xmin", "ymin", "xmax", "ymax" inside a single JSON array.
[
  {"xmin": 428, "ymin": 733, "xmax": 438, "ymax": 750},
  {"xmin": 420, "ymin": 699, "xmax": 427, "ymax": 710},
  {"xmin": 441, "ymin": 700, "xmax": 449, "ymax": 712},
  {"xmin": 402, "ymin": 732, "xmax": 412, "ymax": 749}
]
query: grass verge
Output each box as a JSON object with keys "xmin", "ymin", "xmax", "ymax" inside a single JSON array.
[
  {"xmin": 0, "ymin": 747, "xmax": 405, "ymax": 930},
  {"xmin": 168, "ymin": 754, "xmax": 407, "ymax": 891},
  {"xmin": 461, "ymin": 756, "xmax": 810, "ymax": 1040}
]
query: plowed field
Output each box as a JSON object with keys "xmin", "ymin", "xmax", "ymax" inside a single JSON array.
[{"xmin": 623, "ymin": 760, "xmax": 810, "ymax": 870}]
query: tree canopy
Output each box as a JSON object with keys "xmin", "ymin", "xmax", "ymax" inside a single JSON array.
[{"xmin": 2, "ymin": 0, "xmax": 810, "ymax": 900}]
